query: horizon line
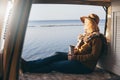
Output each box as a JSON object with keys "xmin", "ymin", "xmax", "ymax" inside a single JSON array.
[{"xmin": 29, "ymin": 19, "xmax": 105, "ymax": 21}]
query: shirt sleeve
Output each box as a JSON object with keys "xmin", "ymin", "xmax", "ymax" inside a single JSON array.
[
  {"xmin": 76, "ymin": 37, "xmax": 102, "ymax": 62},
  {"xmin": 77, "ymin": 42, "xmax": 91, "ymax": 54}
]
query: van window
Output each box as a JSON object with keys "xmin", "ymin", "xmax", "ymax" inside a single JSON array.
[{"xmin": 21, "ymin": 4, "xmax": 105, "ymax": 61}]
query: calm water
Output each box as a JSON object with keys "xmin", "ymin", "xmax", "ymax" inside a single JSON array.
[{"xmin": 22, "ymin": 20, "xmax": 105, "ymax": 61}]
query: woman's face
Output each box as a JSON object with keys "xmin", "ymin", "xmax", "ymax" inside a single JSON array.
[
  {"xmin": 84, "ymin": 18, "xmax": 91, "ymax": 33},
  {"xmin": 83, "ymin": 18, "xmax": 99, "ymax": 34}
]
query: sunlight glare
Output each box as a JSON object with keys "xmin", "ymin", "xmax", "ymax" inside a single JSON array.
[{"xmin": 0, "ymin": 0, "xmax": 13, "ymax": 51}]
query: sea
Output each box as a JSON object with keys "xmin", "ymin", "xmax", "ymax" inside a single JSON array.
[{"xmin": 22, "ymin": 20, "xmax": 105, "ymax": 61}]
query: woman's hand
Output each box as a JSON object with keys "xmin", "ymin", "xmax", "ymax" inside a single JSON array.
[
  {"xmin": 68, "ymin": 54, "xmax": 77, "ymax": 61},
  {"xmin": 74, "ymin": 48, "xmax": 79, "ymax": 55},
  {"xmin": 78, "ymin": 34, "xmax": 84, "ymax": 40}
]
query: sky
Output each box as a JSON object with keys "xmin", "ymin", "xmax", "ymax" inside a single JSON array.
[{"xmin": 29, "ymin": 4, "xmax": 105, "ymax": 21}]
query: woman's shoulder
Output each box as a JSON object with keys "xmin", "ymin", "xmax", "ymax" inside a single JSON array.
[{"xmin": 84, "ymin": 32, "xmax": 101, "ymax": 43}]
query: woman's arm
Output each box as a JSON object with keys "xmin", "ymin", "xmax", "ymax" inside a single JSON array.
[
  {"xmin": 69, "ymin": 37, "xmax": 102, "ymax": 61},
  {"xmin": 76, "ymin": 37, "xmax": 102, "ymax": 62}
]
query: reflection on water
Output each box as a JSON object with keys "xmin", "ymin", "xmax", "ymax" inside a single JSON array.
[{"xmin": 22, "ymin": 20, "xmax": 105, "ymax": 61}]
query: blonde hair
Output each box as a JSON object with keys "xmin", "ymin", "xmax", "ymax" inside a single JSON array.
[{"xmin": 86, "ymin": 18, "xmax": 99, "ymax": 33}]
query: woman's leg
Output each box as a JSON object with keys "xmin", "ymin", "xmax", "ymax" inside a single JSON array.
[
  {"xmin": 26, "ymin": 64, "xmax": 53, "ymax": 73},
  {"xmin": 51, "ymin": 60, "xmax": 93, "ymax": 74},
  {"xmin": 21, "ymin": 52, "xmax": 68, "ymax": 73}
]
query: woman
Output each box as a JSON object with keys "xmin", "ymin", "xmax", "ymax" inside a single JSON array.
[{"xmin": 21, "ymin": 13, "xmax": 106, "ymax": 74}]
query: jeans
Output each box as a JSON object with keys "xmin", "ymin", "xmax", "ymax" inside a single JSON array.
[{"xmin": 24, "ymin": 52, "xmax": 92, "ymax": 74}]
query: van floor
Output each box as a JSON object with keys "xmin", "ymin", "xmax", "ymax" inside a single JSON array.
[{"xmin": 19, "ymin": 68, "xmax": 120, "ymax": 80}]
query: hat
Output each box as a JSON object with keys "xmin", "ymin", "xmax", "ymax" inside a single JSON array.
[{"xmin": 80, "ymin": 14, "xmax": 99, "ymax": 24}]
